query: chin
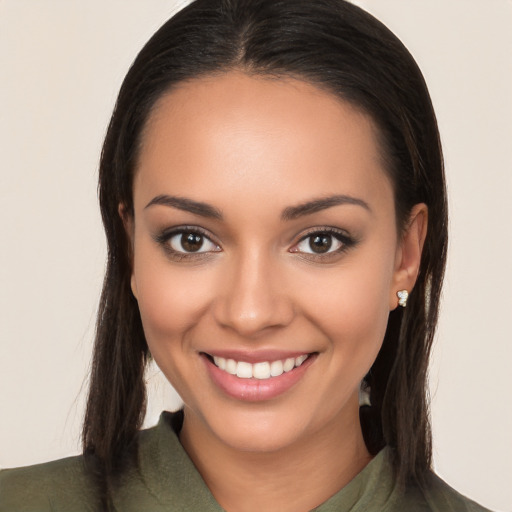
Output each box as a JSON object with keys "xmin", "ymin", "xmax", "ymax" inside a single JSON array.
[
  {"xmin": 193, "ymin": 398, "xmax": 333, "ymax": 455},
  {"xmin": 214, "ymin": 416, "xmax": 308, "ymax": 454}
]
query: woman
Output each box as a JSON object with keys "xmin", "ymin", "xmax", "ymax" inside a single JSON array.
[{"xmin": 0, "ymin": 0, "xmax": 494, "ymax": 510}]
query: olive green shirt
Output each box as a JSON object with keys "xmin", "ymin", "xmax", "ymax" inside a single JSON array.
[{"xmin": 0, "ymin": 411, "xmax": 491, "ymax": 511}]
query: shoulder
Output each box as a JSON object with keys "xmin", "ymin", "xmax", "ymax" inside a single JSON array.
[
  {"xmin": 0, "ymin": 455, "xmax": 99, "ymax": 512},
  {"xmin": 401, "ymin": 471, "xmax": 493, "ymax": 512},
  {"xmin": 0, "ymin": 413, "xmax": 188, "ymax": 512}
]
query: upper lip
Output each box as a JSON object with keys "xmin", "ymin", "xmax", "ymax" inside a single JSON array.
[{"xmin": 201, "ymin": 349, "xmax": 315, "ymax": 364}]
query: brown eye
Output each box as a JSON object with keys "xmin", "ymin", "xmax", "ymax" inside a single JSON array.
[
  {"xmin": 181, "ymin": 233, "xmax": 204, "ymax": 252},
  {"xmin": 292, "ymin": 229, "xmax": 353, "ymax": 257},
  {"xmin": 167, "ymin": 231, "xmax": 219, "ymax": 254},
  {"xmin": 309, "ymin": 234, "xmax": 332, "ymax": 253}
]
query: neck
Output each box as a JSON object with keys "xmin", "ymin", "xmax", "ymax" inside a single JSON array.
[{"xmin": 179, "ymin": 401, "xmax": 372, "ymax": 512}]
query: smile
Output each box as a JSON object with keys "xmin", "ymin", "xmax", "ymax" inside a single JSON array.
[
  {"xmin": 203, "ymin": 351, "xmax": 317, "ymax": 401},
  {"xmin": 211, "ymin": 354, "xmax": 310, "ymax": 380}
]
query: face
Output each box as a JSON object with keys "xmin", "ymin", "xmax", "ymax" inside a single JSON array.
[{"xmin": 128, "ymin": 71, "xmax": 422, "ymax": 454}]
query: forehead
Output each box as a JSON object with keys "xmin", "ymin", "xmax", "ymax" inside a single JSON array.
[{"xmin": 134, "ymin": 71, "xmax": 392, "ymax": 212}]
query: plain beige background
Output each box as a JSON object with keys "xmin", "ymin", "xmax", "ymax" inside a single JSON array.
[{"xmin": 0, "ymin": 1, "xmax": 511, "ymax": 511}]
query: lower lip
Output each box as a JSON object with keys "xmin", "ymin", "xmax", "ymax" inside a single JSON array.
[{"xmin": 203, "ymin": 354, "xmax": 316, "ymax": 402}]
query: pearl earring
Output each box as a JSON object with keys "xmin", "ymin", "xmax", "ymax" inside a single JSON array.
[{"xmin": 397, "ymin": 290, "xmax": 409, "ymax": 308}]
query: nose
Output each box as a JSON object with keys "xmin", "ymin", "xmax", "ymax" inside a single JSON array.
[{"xmin": 212, "ymin": 250, "xmax": 295, "ymax": 338}]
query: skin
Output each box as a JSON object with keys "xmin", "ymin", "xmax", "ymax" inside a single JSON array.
[{"xmin": 125, "ymin": 71, "xmax": 427, "ymax": 512}]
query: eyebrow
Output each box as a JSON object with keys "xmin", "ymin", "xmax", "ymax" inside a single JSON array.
[
  {"xmin": 145, "ymin": 195, "xmax": 223, "ymax": 219},
  {"xmin": 144, "ymin": 193, "xmax": 370, "ymax": 221},
  {"xmin": 281, "ymin": 195, "xmax": 371, "ymax": 221}
]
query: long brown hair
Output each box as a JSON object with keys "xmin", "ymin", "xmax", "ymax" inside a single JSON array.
[{"xmin": 83, "ymin": 0, "xmax": 447, "ymax": 500}]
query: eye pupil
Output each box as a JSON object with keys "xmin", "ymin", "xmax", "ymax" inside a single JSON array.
[
  {"xmin": 310, "ymin": 234, "xmax": 332, "ymax": 253},
  {"xmin": 181, "ymin": 233, "xmax": 203, "ymax": 252}
]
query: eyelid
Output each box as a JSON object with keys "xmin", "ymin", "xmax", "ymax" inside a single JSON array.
[
  {"xmin": 154, "ymin": 225, "xmax": 222, "ymax": 258},
  {"xmin": 292, "ymin": 226, "xmax": 353, "ymax": 245},
  {"xmin": 289, "ymin": 226, "xmax": 356, "ymax": 257},
  {"xmin": 154, "ymin": 224, "xmax": 219, "ymax": 243}
]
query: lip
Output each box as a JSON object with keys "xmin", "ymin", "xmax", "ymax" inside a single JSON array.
[
  {"xmin": 205, "ymin": 349, "xmax": 312, "ymax": 364},
  {"xmin": 202, "ymin": 351, "xmax": 317, "ymax": 402}
]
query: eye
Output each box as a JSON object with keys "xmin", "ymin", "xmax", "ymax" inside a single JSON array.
[
  {"xmin": 296, "ymin": 233, "xmax": 341, "ymax": 254},
  {"xmin": 154, "ymin": 226, "xmax": 221, "ymax": 259},
  {"xmin": 167, "ymin": 231, "xmax": 219, "ymax": 253},
  {"xmin": 291, "ymin": 228, "xmax": 355, "ymax": 256}
]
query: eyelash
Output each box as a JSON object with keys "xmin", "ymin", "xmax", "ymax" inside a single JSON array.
[
  {"xmin": 291, "ymin": 227, "xmax": 357, "ymax": 261},
  {"xmin": 154, "ymin": 226, "xmax": 221, "ymax": 261},
  {"xmin": 154, "ymin": 226, "xmax": 357, "ymax": 262}
]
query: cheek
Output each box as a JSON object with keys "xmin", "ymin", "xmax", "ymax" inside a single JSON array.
[
  {"xmin": 297, "ymin": 248, "xmax": 395, "ymax": 360},
  {"xmin": 132, "ymin": 249, "xmax": 218, "ymax": 403},
  {"xmin": 308, "ymin": 257, "xmax": 393, "ymax": 314},
  {"xmin": 132, "ymin": 246, "xmax": 215, "ymax": 344}
]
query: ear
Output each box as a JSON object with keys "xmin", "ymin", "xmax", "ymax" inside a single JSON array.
[
  {"xmin": 118, "ymin": 203, "xmax": 138, "ymax": 300},
  {"xmin": 389, "ymin": 203, "xmax": 428, "ymax": 310}
]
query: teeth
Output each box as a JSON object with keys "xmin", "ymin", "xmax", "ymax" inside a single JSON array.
[
  {"xmin": 253, "ymin": 362, "xmax": 271, "ymax": 379},
  {"xmin": 295, "ymin": 355, "xmax": 308, "ymax": 366},
  {"xmin": 213, "ymin": 356, "xmax": 226, "ymax": 370},
  {"xmin": 211, "ymin": 354, "xmax": 310, "ymax": 380},
  {"xmin": 225, "ymin": 359, "xmax": 237, "ymax": 375},
  {"xmin": 283, "ymin": 358, "xmax": 295, "ymax": 372},
  {"xmin": 236, "ymin": 361, "xmax": 253, "ymax": 379},
  {"xmin": 270, "ymin": 360, "xmax": 284, "ymax": 377}
]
